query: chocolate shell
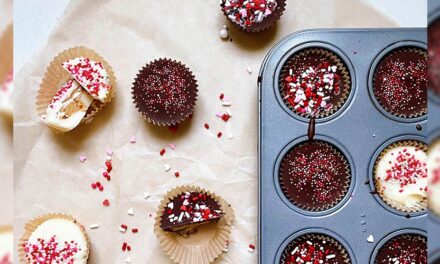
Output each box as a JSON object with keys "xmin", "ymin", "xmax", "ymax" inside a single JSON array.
[
  {"xmin": 132, "ymin": 58, "xmax": 198, "ymax": 126},
  {"xmin": 279, "ymin": 140, "xmax": 351, "ymax": 212},
  {"xmin": 373, "ymin": 47, "xmax": 427, "ymax": 118},
  {"xmin": 374, "ymin": 234, "xmax": 427, "ymax": 264}
]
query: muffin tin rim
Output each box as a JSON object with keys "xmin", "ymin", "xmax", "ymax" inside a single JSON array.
[
  {"xmin": 368, "ymin": 134, "xmax": 428, "ymax": 217},
  {"xmin": 274, "ymin": 227, "xmax": 357, "ymax": 264},
  {"xmin": 273, "ymin": 41, "xmax": 357, "ymax": 124},
  {"xmin": 429, "ymin": 249, "xmax": 440, "ymax": 264},
  {"xmin": 274, "ymin": 134, "xmax": 356, "ymax": 217},
  {"xmin": 368, "ymin": 228, "xmax": 427, "ymax": 264},
  {"xmin": 367, "ymin": 40, "xmax": 428, "ymax": 123}
]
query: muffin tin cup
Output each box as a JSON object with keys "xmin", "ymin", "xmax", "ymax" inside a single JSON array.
[
  {"xmin": 275, "ymin": 228, "xmax": 356, "ymax": 264},
  {"xmin": 368, "ymin": 135, "xmax": 428, "ymax": 217},
  {"xmin": 368, "ymin": 41, "xmax": 428, "ymax": 123},
  {"xmin": 369, "ymin": 229, "xmax": 427, "ymax": 264},
  {"xmin": 259, "ymin": 28, "xmax": 427, "ymax": 264},
  {"xmin": 274, "ymin": 135, "xmax": 356, "ymax": 217}
]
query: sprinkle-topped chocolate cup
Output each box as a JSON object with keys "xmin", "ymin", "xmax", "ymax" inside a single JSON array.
[
  {"xmin": 373, "ymin": 47, "xmax": 427, "ymax": 118},
  {"xmin": 279, "ymin": 48, "xmax": 352, "ymax": 119},
  {"xmin": 373, "ymin": 140, "xmax": 428, "ymax": 213},
  {"xmin": 279, "ymin": 140, "xmax": 351, "ymax": 212},
  {"xmin": 280, "ymin": 233, "xmax": 351, "ymax": 264},
  {"xmin": 132, "ymin": 59, "xmax": 198, "ymax": 126},
  {"xmin": 429, "ymin": 19, "xmax": 440, "ymax": 96},
  {"xmin": 220, "ymin": 0, "xmax": 285, "ymax": 33},
  {"xmin": 374, "ymin": 234, "xmax": 427, "ymax": 264}
]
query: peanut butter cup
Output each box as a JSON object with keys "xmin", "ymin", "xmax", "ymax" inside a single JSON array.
[{"xmin": 374, "ymin": 234, "xmax": 427, "ymax": 264}]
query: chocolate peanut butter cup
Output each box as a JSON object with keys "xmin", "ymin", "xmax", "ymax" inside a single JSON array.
[
  {"xmin": 132, "ymin": 58, "xmax": 198, "ymax": 126},
  {"xmin": 221, "ymin": 0, "xmax": 285, "ymax": 33},
  {"xmin": 373, "ymin": 47, "xmax": 427, "ymax": 118},
  {"xmin": 280, "ymin": 48, "xmax": 352, "ymax": 119},
  {"xmin": 373, "ymin": 140, "xmax": 428, "ymax": 213},
  {"xmin": 429, "ymin": 19, "xmax": 440, "ymax": 96},
  {"xmin": 374, "ymin": 234, "xmax": 427, "ymax": 264},
  {"xmin": 280, "ymin": 233, "xmax": 351, "ymax": 264},
  {"xmin": 279, "ymin": 140, "xmax": 351, "ymax": 212}
]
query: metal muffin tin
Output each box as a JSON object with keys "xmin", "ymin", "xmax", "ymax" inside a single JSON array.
[
  {"xmin": 429, "ymin": 0, "xmax": 440, "ymax": 262},
  {"xmin": 258, "ymin": 28, "xmax": 427, "ymax": 263}
]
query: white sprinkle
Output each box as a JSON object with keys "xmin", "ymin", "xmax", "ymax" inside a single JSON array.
[
  {"xmin": 89, "ymin": 224, "xmax": 100, "ymax": 229},
  {"xmin": 125, "ymin": 256, "xmax": 132, "ymax": 263},
  {"xmin": 119, "ymin": 227, "xmax": 127, "ymax": 233},
  {"xmin": 247, "ymin": 247, "xmax": 255, "ymax": 253},
  {"xmin": 222, "ymin": 101, "xmax": 232, "ymax": 106},
  {"xmin": 326, "ymin": 254, "xmax": 336, "ymax": 259},
  {"xmin": 79, "ymin": 155, "xmax": 87, "ymax": 163},
  {"xmin": 130, "ymin": 136, "xmax": 136, "ymax": 143},
  {"xmin": 127, "ymin": 208, "xmax": 134, "ymax": 216},
  {"xmin": 220, "ymin": 28, "xmax": 229, "ymax": 39},
  {"xmin": 144, "ymin": 192, "xmax": 151, "ymax": 199},
  {"xmin": 247, "ymin": 66, "xmax": 252, "ymax": 74},
  {"xmin": 164, "ymin": 164, "xmax": 171, "ymax": 171},
  {"xmin": 367, "ymin": 234, "xmax": 374, "ymax": 243},
  {"xmin": 228, "ymin": 133, "xmax": 234, "ymax": 139}
]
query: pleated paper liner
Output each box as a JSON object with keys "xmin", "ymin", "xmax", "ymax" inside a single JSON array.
[
  {"xmin": 279, "ymin": 140, "xmax": 352, "ymax": 212},
  {"xmin": 373, "ymin": 140, "xmax": 428, "ymax": 213},
  {"xmin": 0, "ymin": 23, "xmax": 13, "ymax": 84},
  {"xmin": 132, "ymin": 58, "xmax": 198, "ymax": 127},
  {"xmin": 36, "ymin": 46, "xmax": 116, "ymax": 129},
  {"xmin": 280, "ymin": 233, "xmax": 351, "ymax": 264},
  {"xmin": 374, "ymin": 234, "xmax": 427, "ymax": 263},
  {"xmin": 279, "ymin": 48, "xmax": 352, "ymax": 119},
  {"xmin": 0, "ymin": 226, "xmax": 12, "ymax": 234},
  {"xmin": 220, "ymin": 0, "xmax": 286, "ymax": 33},
  {"xmin": 428, "ymin": 139, "xmax": 440, "ymax": 217},
  {"xmin": 154, "ymin": 185, "xmax": 234, "ymax": 264},
  {"xmin": 18, "ymin": 213, "xmax": 90, "ymax": 264},
  {"xmin": 372, "ymin": 47, "xmax": 427, "ymax": 119}
]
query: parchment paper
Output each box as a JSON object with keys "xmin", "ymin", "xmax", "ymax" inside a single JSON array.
[{"xmin": 14, "ymin": 0, "xmax": 397, "ymax": 263}]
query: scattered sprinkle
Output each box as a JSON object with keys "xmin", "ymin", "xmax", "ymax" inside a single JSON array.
[
  {"xmin": 367, "ymin": 234, "xmax": 374, "ymax": 243},
  {"xmin": 127, "ymin": 208, "xmax": 134, "ymax": 216},
  {"xmin": 204, "ymin": 123, "xmax": 210, "ymax": 129},
  {"xmin": 120, "ymin": 224, "xmax": 128, "ymax": 233},
  {"xmin": 219, "ymin": 93, "xmax": 225, "ymax": 100},
  {"xmin": 220, "ymin": 27, "xmax": 229, "ymax": 39},
  {"xmin": 222, "ymin": 101, "xmax": 232, "ymax": 107},
  {"xmin": 106, "ymin": 148, "xmax": 113, "ymax": 156},
  {"xmin": 247, "ymin": 66, "xmax": 252, "ymax": 74},
  {"xmin": 125, "ymin": 256, "xmax": 132, "ymax": 264},
  {"xmin": 103, "ymin": 199, "xmax": 110, "ymax": 207},
  {"xmin": 217, "ymin": 132, "xmax": 223, "ymax": 138},
  {"xmin": 144, "ymin": 192, "xmax": 151, "ymax": 199},
  {"xmin": 228, "ymin": 133, "xmax": 234, "ymax": 139},
  {"xmin": 169, "ymin": 143, "xmax": 175, "ymax": 149},
  {"xmin": 160, "ymin": 149, "xmax": 166, "ymax": 156},
  {"xmin": 89, "ymin": 224, "xmax": 100, "ymax": 229},
  {"xmin": 164, "ymin": 164, "xmax": 171, "ymax": 171},
  {"xmin": 132, "ymin": 228, "xmax": 139, "ymax": 233},
  {"xmin": 79, "ymin": 155, "xmax": 87, "ymax": 163},
  {"xmin": 175, "ymin": 171, "xmax": 180, "ymax": 178},
  {"xmin": 129, "ymin": 136, "xmax": 136, "ymax": 143},
  {"xmin": 248, "ymin": 244, "xmax": 256, "ymax": 253}
]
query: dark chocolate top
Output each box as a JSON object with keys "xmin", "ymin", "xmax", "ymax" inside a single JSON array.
[
  {"xmin": 280, "ymin": 49, "xmax": 350, "ymax": 118},
  {"xmin": 160, "ymin": 191, "xmax": 224, "ymax": 232},
  {"xmin": 373, "ymin": 47, "xmax": 427, "ymax": 118},
  {"xmin": 132, "ymin": 59, "xmax": 198, "ymax": 125},
  {"xmin": 429, "ymin": 19, "xmax": 440, "ymax": 95},
  {"xmin": 280, "ymin": 234, "xmax": 350, "ymax": 264},
  {"xmin": 279, "ymin": 140, "xmax": 351, "ymax": 211},
  {"xmin": 374, "ymin": 234, "xmax": 427, "ymax": 264}
]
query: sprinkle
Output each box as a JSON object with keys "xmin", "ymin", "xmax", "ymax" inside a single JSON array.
[
  {"xmin": 164, "ymin": 164, "xmax": 171, "ymax": 171},
  {"xmin": 204, "ymin": 123, "xmax": 210, "ymax": 129},
  {"xmin": 169, "ymin": 143, "xmax": 175, "ymax": 149},
  {"xmin": 127, "ymin": 208, "xmax": 134, "ymax": 216},
  {"xmin": 106, "ymin": 148, "xmax": 113, "ymax": 156},
  {"xmin": 120, "ymin": 224, "xmax": 128, "ymax": 233},
  {"xmin": 222, "ymin": 101, "xmax": 232, "ymax": 106},
  {"xmin": 175, "ymin": 171, "xmax": 180, "ymax": 178},
  {"xmin": 228, "ymin": 133, "xmax": 234, "ymax": 139},
  {"xmin": 217, "ymin": 132, "xmax": 223, "ymax": 138},
  {"xmin": 248, "ymin": 244, "xmax": 255, "ymax": 253},
  {"xmin": 103, "ymin": 199, "xmax": 110, "ymax": 206},
  {"xmin": 367, "ymin": 234, "xmax": 374, "ymax": 243},
  {"xmin": 89, "ymin": 224, "xmax": 100, "ymax": 229},
  {"xmin": 219, "ymin": 93, "xmax": 225, "ymax": 100},
  {"xmin": 125, "ymin": 256, "xmax": 132, "ymax": 263},
  {"xmin": 220, "ymin": 27, "xmax": 229, "ymax": 39},
  {"xmin": 129, "ymin": 136, "xmax": 136, "ymax": 143},
  {"xmin": 144, "ymin": 192, "xmax": 151, "ymax": 199},
  {"xmin": 160, "ymin": 149, "xmax": 166, "ymax": 156},
  {"xmin": 247, "ymin": 66, "xmax": 252, "ymax": 74},
  {"xmin": 132, "ymin": 228, "xmax": 139, "ymax": 233},
  {"xmin": 79, "ymin": 155, "xmax": 87, "ymax": 163}
]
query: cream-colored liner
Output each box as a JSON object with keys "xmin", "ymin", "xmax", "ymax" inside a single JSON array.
[
  {"xmin": 279, "ymin": 140, "xmax": 351, "ymax": 212},
  {"xmin": 280, "ymin": 48, "xmax": 352, "ymax": 119},
  {"xmin": 18, "ymin": 213, "xmax": 90, "ymax": 264},
  {"xmin": 374, "ymin": 140, "xmax": 428, "ymax": 213},
  {"xmin": 428, "ymin": 138, "xmax": 440, "ymax": 217},
  {"xmin": 373, "ymin": 47, "xmax": 428, "ymax": 119},
  {"xmin": 154, "ymin": 185, "xmax": 234, "ymax": 264},
  {"xmin": 280, "ymin": 234, "xmax": 351, "ymax": 264},
  {"xmin": 0, "ymin": 24, "xmax": 13, "ymax": 84},
  {"xmin": 36, "ymin": 46, "xmax": 116, "ymax": 130}
]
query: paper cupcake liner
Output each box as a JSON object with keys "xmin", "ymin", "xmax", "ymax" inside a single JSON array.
[
  {"xmin": 373, "ymin": 47, "xmax": 427, "ymax": 119},
  {"xmin": 428, "ymin": 139, "xmax": 440, "ymax": 216},
  {"xmin": 373, "ymin": 140, "xmax": 428, "ymax": 213},
  {"xmin": 18, "ymin": 213, "xmax": 90, "ymax": 264},
  {"xmin": 36, "ymin": 46, "xmax": 116, "ymax": 128},
  {"xmin": 220, "ymin": 0, "xmax": 286, "ymax": 33},
  {"xmin": 0, "ymin": 226, "xmax": 12, "ymax": 234},
  {"xmin": 280, "ymin": 233, "xmax": 351, "ymax": 264},
  {"xmin": 154, "ymin": 185, "xmax": 234, "ymax": 264},
  {"xmin": 279, "ymin": 48, "xmax": 352, "ymax": 119},
  {"xmin": 374, "ymin": 234, "xmax": 426, "ymax": 263},
  {"xmin": 0, "ymin": 23, "xmax": 13, "ymax": 85},
  {"xmin": 279, "ymin": 140, "xmax": 351, "ymax": 212},
  {"xmin": 132, "ymin": 58, "xmax": 198, "ymax": 126}
]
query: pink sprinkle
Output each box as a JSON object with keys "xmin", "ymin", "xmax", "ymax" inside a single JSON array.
[
  {"xmin": 130, "ymin": 136, "xmax": 136, "ymax": 143},
  {"xmin": 216, "ymin": 112, "xmax": 222, "ymax": 117},
  {"xmin": 169, "ymin": 143, "xmax": 175, "ymax": 149},
  {"xmin": 106, "ymin": 148, "xmax": 113, "ymax": 156},
  {"xmin": 79, "ymin": 155, "xmax": 87, "ymax": 163}
]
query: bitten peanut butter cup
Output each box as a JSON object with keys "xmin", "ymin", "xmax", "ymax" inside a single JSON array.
[{"xmin": 132, "ymin": 58, "xmax": 198, "ymax": 126}]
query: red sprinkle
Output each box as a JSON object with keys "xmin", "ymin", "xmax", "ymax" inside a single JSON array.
[
  {"xmin": 132, "ymin": 228, "xmax": 138, "ymax": 233},
  {"xmin": 175, "ymin": 171, "xmax": 180, "ymax": 178},
  {"xmin": 160, "ymin": 149, "xmax": 166, "ymax": 156},
  {"xmin": 219, "ymin": 93, "xmax": 224, "ymax": 100},
  {"xmin": 122, "ymin": 242, "xmax": 127, "ymax": 251},
  {"xmin": 98, "ymin": 185, "xmax": 104, "ymax": 192},
  {"xmin": 221, "ymin": 113, "xmax": 231, "ymax": 122},
  {"xmin": 127, "ymin": 245, "xmax": 131, "ymax": 251},
  {"xmin": 217, "ymin": 132, "xmax": 223, "ymax": 138},
  {"xmin": 91, "ymin": 183, "xmax": 97, "ymax": 189},
  {"xmin": 103, "ymin": 199, "xmax": 110, "ymax": 206},
  {"xmin": 204, "ymin": 123, "xmax": 210, "ymax": 129},
  {"xmin": 249, "ymin": 244, "xmax": 256, "ymax": 250}
]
